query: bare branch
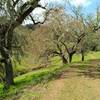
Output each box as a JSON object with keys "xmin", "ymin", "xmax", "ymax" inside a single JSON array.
[{"xmin": 12, "ymin": 0, "xmax": 20, "ymax": 7}]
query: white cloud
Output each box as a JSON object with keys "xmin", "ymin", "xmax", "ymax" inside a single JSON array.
[
  {"xmin": 39, "ymin": 0, "xmax": 65, "ymax": 7},
  {"xmin": 70, "ymin": 0, "xmax": 91, "ymax": 7},
  {"xmin": 32, "ymin": 7, "xmax": 46, "ymax": 23}
]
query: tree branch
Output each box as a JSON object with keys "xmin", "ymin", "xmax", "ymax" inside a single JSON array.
[
  {"xmin": 12, "ymin": 0, "xmax": 20, "ymax": 7},
  {"xmin": 16, "ymin": 0, "xmax": 40, "ymax": 24}
]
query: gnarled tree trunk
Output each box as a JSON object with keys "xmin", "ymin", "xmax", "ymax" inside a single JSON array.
[
  {"xmin": 0, "ymin": 24, "xmax": 15, "ymax": 88},
  {"xmin": 3, "ymin": 49, "xmax": 14, "ymax": 86},
  {"xmin": 0, "ymin": 48, "xmax": 14, "ymax": 88}
]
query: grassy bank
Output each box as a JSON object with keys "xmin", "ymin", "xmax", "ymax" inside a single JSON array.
[
  {"xmin": 0, "ymin": 64, "xmax": 67, "ymax": 99},
  {"xmin": 0, "ymin": 51, "xmax": 100, "ymax": 99}
]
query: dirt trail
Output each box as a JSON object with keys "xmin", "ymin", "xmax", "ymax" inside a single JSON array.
[
  {"xmin": 41, "ymin": 79, "xmax": 65, "ymax": 100},
  {"xmin": 9, "ymin": 60, "xmax": 100, "ymax": 100},
  {"xmin": 41, "ymin": 65, "xmax": 100, "ymax": 100}
]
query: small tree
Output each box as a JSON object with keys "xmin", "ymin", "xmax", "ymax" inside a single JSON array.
[{"xmin": 47, "ymin": 8, "xmax": 69, "ymax": 64}]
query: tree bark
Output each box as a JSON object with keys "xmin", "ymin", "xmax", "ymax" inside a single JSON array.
[
  {"xmin": 5, "ymin": 56, "xmax": 14, "ymax": 86},
  {"xmin": 0, "ymin": 48, "xmax": 14, "ymax": 88},
  {"xmin": 81, "ymin": 49, "xmax": 85, "ymax": 61},
  {"xmin": 68, "ymin": 53, "xmax": 73, "ymax": 63},
  {"xmin": 61, "ymin": 55, "xmax": 68, "ymax": 64},
  {"xmin": 0, "ymin": 23, "xmax": 15, "ymax": 88}
]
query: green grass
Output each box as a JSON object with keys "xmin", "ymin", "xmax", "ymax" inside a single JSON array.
[
  {"xmin": 0, "ymin": 51, "xmax": 100, "ymax": 99},
  {"xmin": 72, "ymin": 51, "xmax": 100, "ymax": 62},
  {"xmin": 13, "ymin": 56, "xmax": 41, "ymax": 76},
  {"xmin": 0, "ymin": 64, "xmax": 67, "ymax": 99}
]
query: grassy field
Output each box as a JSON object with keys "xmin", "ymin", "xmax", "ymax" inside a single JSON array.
[{"xmin": 0, "ymin": 51, "xmax": 100, "ymax": 100}]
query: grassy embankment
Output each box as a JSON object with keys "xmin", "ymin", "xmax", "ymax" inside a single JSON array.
[{"xmin": 0, "ymin": 51, "xmax": 100, "ymax": 99}]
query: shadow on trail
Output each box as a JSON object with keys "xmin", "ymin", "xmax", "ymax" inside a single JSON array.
[{"xmin": 61, "ymin": 59, "xmax": 100, "ymax": 79}]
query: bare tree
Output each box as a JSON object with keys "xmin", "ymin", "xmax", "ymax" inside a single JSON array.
[
  {"xmin": 47, "ymin": 8, "xmax": 69, "ymax": 64},
  {"xmin": 0, "ymin": 0, "xmax": 46, "ymax": 88}
]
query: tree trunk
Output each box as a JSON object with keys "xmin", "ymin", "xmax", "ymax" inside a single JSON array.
[
  {"xmin": 81, "ymin": 50, "xmax": 85, "ymax": 61},
  {"xmin": 0, "ymin": 48, "xmax": 14, "ymax": 88},
  {"xmin": 5, "ymin": 57, "xmax": 14, "ymax": 86},
  {"xmin": 68, "ymin": 53, "xmax": 73, "ymax": 63},
  {"xmin": 61, "ymin": 55, "xmax": 68, "ymax": 64},
  {"xmin": 0, "ymin": 24, "xmax": 15, "ymax": 88}
]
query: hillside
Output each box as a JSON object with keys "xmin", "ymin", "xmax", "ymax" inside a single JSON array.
[{"xmin": 0, "ymin": 52, "xmax": 100, "ymax": 100}]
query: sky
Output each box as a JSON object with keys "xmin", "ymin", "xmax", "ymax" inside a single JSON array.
[
  {"xmin": 24, "ymin": 0, "xmax": 100, "ymax": 24},
  {"xmin": 41, "ymin": 0, "xmax": 100, "ymax": 13}
]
